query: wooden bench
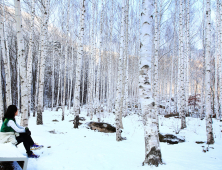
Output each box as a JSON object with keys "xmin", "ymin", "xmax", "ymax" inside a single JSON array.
[{"xmin": 0, "ymin": 144, "xmax": 28, "ymax": 170}]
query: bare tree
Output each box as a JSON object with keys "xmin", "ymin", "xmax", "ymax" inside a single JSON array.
[
  {"xmin": 37, "ymin": 0, "xmax": 49, "ymax": 125},
  {"xmin": 14, "ymin": 0, "xmax": 29, "ymax": 126},
  {"xmin": 205, "ymin": 0, "xmax": 214, "ymax": 144},
  {"xmin": 0, "ymin": 14, "xmax": 4, "ymax": 121},
  {"xmin": 73, "ymin": 0, "xmax": 86, "ymax": 128},
  {"xmin": 115, "ymin": 0, "xmax": 125, "ymax": 141},
  {"xmin": 2, "ymin": 0, "xmax": 11, "ymax": 107},
  {"xmin": 178, "ymin": 0, "xmax": 186, "ymax": 129},
  {"xmin": 62, "ymin": 0, "xmax": 71, "ymax": 121},
  {"xmin": 140, "ymin": 0, "xmax": 162, "ymax": 166},
  {"xmin": 27, "ymin": 0, "xmax": 35, "ymax": 116}
]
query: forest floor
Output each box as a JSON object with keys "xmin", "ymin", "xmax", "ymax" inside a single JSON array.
[{"xmin": 2, "ymin": 107, "xmax": 222, "ymax": 170}]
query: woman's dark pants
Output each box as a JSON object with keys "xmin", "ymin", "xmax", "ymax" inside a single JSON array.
[{"xmin": 16, "ymin": 133, "xmax": 34, "ymax": 156}]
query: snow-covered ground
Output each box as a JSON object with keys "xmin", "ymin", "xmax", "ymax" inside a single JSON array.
[{"xmin": 5, "ymin": 108, "xmax": 222, "ymax": 170}]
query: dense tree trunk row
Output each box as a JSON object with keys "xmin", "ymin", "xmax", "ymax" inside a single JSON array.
[{"xmin": 0, "ymin": 0, "xmax": 220, "ymax": 165}]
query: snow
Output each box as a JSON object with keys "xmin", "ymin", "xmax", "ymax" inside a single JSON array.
[
  {"xmin": 0, "ymin": 143, "xmax": 26, "ymax": 158},
  {"xmin": 4, "ymin": 108, "xmax": 222, "ymax": 170}
]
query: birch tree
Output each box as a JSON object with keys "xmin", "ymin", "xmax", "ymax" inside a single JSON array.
[
  {"xmin": 62, "ymin": 0, "xmax": 71, "ymax": 121},
  {"xmin": 205, "ymin": 0, "xmax": 214, "ymax": 144},
  {"xmin": 26, "ymin": 0, "xmax": 35, "ymax": 116},
  {"xmin": 14, "ymin": 0, "xmax": 29, "ymax": 126},
  {"xmin": 0, "ymin": 16, "xmax": 4, "ymax": 121},
  {"xmin": 68, "ymin": 42, "xmax": 74, "ymax": 113},
  {"xmin": 107, "ymin": 0, "xmax": 114, "ymax": 113},
  {"xmin": 13, "ymin": 0, "xmax": 27, "ymax": 125},
  {"xmin": 88, "ymin": 0, "xmax": 95, "ymax": 120},
  {"xmin": 172, "ymin": 1, "xmax": 178, "ymax": 114},
  {"xmin": 123, "ymin": 0, "xmax": 129, "ymax": 117},
  {"xmin": 185, "ymin": 0, "xmax": 190, "ymax": 115},
  {"xmin": 81, "ymin": 61, "xmax": 85, "ymax": 107},
  {"xmin": 115, "ymin": 0, "xmax": 125, "ymax": 141},
  {"xmin": 73, "ymin": 0, "xmax": 86, "ymax": 128},
  {"xmin": 95, "ymin": 0, "xmax": 104, "ymax": 122},
  {"xmin": 56, "ymin": 47, "xmax": 62, "ymax": 111},
  {"xmin": 154, "ymin": 0, "xmax": 159, "ymax": 115},
  {"xmin": 215, "ymin": 0, "xmax": 220, "ymax": 120},
  {"xmin": 51, "ymin": 41, "xmax": 55, "ymax": 111},
  {"xmin": 179, "ymin": 0, "xmax": 186, "ymax": 129},
  {"xmin": 118, "ymin": 0, "xmax": 128, "ymax": 128},
  {"xmin": 37, "ymin": 0, "xmax": 49, "ymax": 125},
  {"xmin": 91, "ymin": 8, "xmax": 97, "ymax": 118},
  {"xmin": 218, "ymin": 0, "xmax": 222, "ymax": 120},
  {"xmin": 200, "ymin": 0, "xmax": 206, "ymax": 119},
  {"xmin": 2, "ymin": 0, "xmax": 12, "ymax": 107},
  {"xmin": 33, "ymin": 42, "xmax": 41, "ymax": 117},
  {"xmin": 137, "ymin": 0, "xmax": 142, "ymax": 115},
  {"xmin": 140, "ymin": 0, "xmax": 162, "ymax": 166}
]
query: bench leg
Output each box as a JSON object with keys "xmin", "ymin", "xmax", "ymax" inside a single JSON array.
[{"xmin": 22, "ymin": 160, "xmax": 28, "ymax": 170}]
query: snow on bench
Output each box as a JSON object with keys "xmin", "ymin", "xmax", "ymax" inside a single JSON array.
[{"xmin": 0, "ymin": 143, "xmax": 28, "ymax": 170}]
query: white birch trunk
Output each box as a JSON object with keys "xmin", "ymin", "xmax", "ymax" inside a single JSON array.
[
  {"xmin": 179, "ymin": 0, "xmax": 186, "ymax": 129},
  {"xmin": 62, "ymin": 0, "xmax": 70, "ymax": 121},
  {"xmin": 2, "ymin": 0, "xmax": 12, "ymax": 107},
  {"xmin": 107, "ymin": 0, "xmax": 114, "ymax": 113},
  {"xmin": 172, "ymin": 3, "xmax": 177, "ymax": 114},
  {"xmin": 119, "ymin": 0, "xmax": 127, "ymax": 128},
  {"xmin": 73, "ymin": 0, "xmax": 86, "ymax": 128},
  {"xmin": 219, "ymin": 0, "xmax": 222, "ymax": 120},
  {"xmin": 51, "ymin": 41, "xmax": 55, "ymax": 111},
  {"xmin": 123, "ymin": 0, "xmax": 129, "ymax": 117},
  {"xmin": 17, "ymin": 60, "xmax": 20, "ymax": 111},
  {"xmin": 27, "ymin": 0, "xmax": 35, "ymax": 116},
  {"xmin": 215, "ymin": 0, "xmax": 220, "ymax": 120},
  {"xmin": 37, "ymin": 0, "xmax": 49, "ymax": 125},
  {"xmin": 81, "ymin": 62, "xmax": 85, "ymax": 107},
  {"xmin": 183, "ymin": 1, "xmax": 188, "ymax": 115},
  {"xmin": 0, "ymin": 17, "xmax": 4, "ymax": 121},
  {"xmin": 91, "ymin": 47, "xmax": 96, "ymax": 119},
  {"xmin": 72, "ymin": 43, "xmax": 77, "ymax": 113},
  {"xmin": 177, "ymin": 7, "xmax": 181, "ymax": 116},
  {"xmin": 95, "ymin": 0, "xmax": 104, "ymax": 122},
  {"xmin": 68, "ymin": 44, "xmax": 74, "ymax": 114},
  {"xmin": 154, "ymin": 0, "xmax": 159, "ymax": 115},
  {"xmin": 137, "ymin": 0, "xmax": 142, "ymax": 115},
  {"xmin": 140, "ymin": 0, "xmax": 162, "ymax": 166},
  {"xmin": 200, "ymin": 0, "xmax": 206, "ymax": 119},
  {"xmin": 56, "ymin": 48, "xmax": 62, "ymax": 111},
  {"xmin": 185, "ymin": 0, "xmax": 190, "ymax": 116},
  {"xmin": 169, "ymin": 56, "xmax": 173, "ymax": 114},
  {"xmin": 115, "ymin": 0, "xmax": 125, "ymax": 141},
  {"xmin": 14, "ymin": 0, "xmax": 29, "ymax": 126},
  {"xmin": 101, "ymin": 59, "xmax": 105, "ymax": 112},
  {"xmin": 33, "ymin": 42, "xmax": 41, "ymax": 117},
  {"xmin": 88, "ymin": 1, "xmax": 95, "ymax": 119},
  {"xmin": 92, "ymin": 1, "xmax": 98, "ymax": 117},
  {"xmin": 205, "ymin": 0, "xmax": 214, "ymax": 144},
  {"xmin": 67, "ymin": 52, "xmax": 70, "ymax": 110},
  {"xmin": 156, "ymin": 2, "xmax": 162, "ymax": 115},
  {"xmin": 100, "ymin": 58, "xmax": 104, "ymax": 112},
  {"xmin": 59, "ymin": 44, "xmax": 64, "ymax": 108}
]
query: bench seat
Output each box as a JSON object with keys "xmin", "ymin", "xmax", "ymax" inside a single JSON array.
[{"xmin": 0, "ymin": 143, "xmax": 28, "ymax": 170}]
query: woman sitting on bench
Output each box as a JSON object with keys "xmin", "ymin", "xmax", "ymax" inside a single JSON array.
[{"xmin": 0, "ymin": 105, "xmax": 43, "ymax": 158}]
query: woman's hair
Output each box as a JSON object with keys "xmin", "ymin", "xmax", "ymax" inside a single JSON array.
[{"xmin": 2, "ymin": 105, "xmax": 18, "ymax": 121}]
